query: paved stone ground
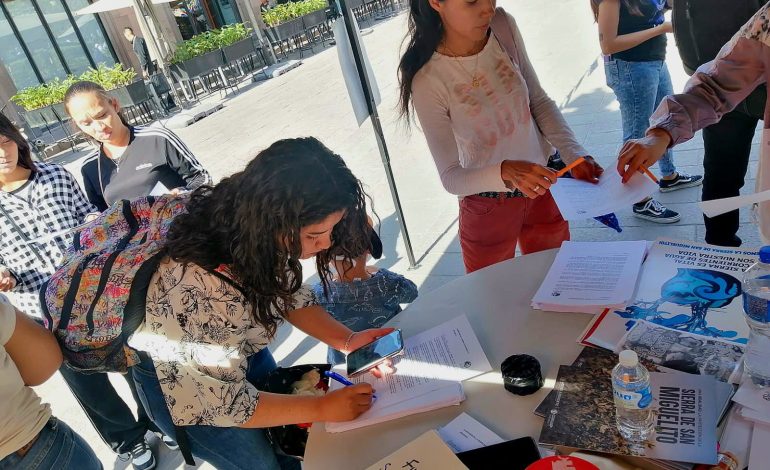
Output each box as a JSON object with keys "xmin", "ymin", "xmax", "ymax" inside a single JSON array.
[{"xmin": 34, "ymin": 1, "xmax": 762, "ymax": 468}]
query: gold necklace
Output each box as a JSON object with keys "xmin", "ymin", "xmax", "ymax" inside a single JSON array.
[{"xmin": 443, "ymin": 41, "xmax": 482, "ymax": 88}]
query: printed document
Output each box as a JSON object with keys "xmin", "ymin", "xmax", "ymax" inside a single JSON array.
[
  {"xmin": 438, "ymin": 413, "xmax": 504, "ymax": 453},
  {"xmin": 326, "ymin": 315, "xmax": 491, "ymax": 432},
  {"xmin": 532, "ymin": 240, "xmax": 647, "ymax": 314},
  {"xmin": 549, "ymin": 170, "xmax": 658, "ymax": 220},
  {"xmin": 333, "ymin": 315, "xmax": 492, "ymax": 408}
]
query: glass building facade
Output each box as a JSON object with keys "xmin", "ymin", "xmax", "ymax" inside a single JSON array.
[{"xmin": 0, "ymin": 0, "xmax": 117, "ymax": 90}]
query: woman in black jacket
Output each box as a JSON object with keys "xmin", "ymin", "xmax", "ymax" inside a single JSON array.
[{"xmin": 64, "ymin": 81, "xmax": 211, "ymax": 211}]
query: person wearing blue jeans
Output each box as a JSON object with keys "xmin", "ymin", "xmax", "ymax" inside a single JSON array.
[
  {"xmin": 125, "ymin": 138, "xmax": 396, "ymax": 469},
  {"xmin": 592, "ymin": 0, "xmax": 702, "ymax": 223},
  {"xmin": 132, "ymin": 349, "xmax": 300, "ymax": 470},
  {"xmin": 0, "ymin": 297, "xmax": 101, "ymax": 470}
]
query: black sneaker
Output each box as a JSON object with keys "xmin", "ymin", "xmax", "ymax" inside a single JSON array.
[
  {"xmin": 632, "ymin": 199, "xmax": 681, "ymax": 223},
  {"xmin": 659, "ymin": 171, "xmax": 703, "ymax": 192},
  {"xmin": 128, "ymin": 439, "xmax": 156, "ymax": 470},
  {"xmin": 160, "ymin": 434, "xmax": 179, "ymax": 451}
]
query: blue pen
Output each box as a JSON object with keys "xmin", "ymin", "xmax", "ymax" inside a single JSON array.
[{"xmin": 324, "ymin": 370, "xmax": 378, "ymax": 400}]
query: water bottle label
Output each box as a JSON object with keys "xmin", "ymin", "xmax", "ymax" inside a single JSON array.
[
  {"xmin": 742, "ymin": 292, "xmax": 770, "ymax": 323},
  {"xmin": 613, "ymin": 386, "xmax": 652, "ymax": 409}
]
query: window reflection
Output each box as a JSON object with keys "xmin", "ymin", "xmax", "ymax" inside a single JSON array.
[
  {"xmin": 3, "ymin": 0, "xmax": 67, "ymax": 82},
  {"xmin": 38, "ymin": 0, "xmax": 91, "ymax": 75},
  {"xmin": 0, "ymin": 13, "xmax": 38, "ymax": 88},
  {"xmin": 63, "ymin": 0, "xmax": 116, "ymax": 66}
]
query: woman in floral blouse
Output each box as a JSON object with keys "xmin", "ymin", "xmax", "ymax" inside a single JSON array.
[{"xmin": 129, "ymin": 137, "xmax": 393, "ymax": 469}]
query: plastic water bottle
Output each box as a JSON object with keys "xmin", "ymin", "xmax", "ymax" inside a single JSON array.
[
  {"xmin": 612, "ymin": 350, "xmax": 654, "ymax": 441},
  {"xmin": 741, "ymin": 246, "xmax": 770, "ymax": 386}
]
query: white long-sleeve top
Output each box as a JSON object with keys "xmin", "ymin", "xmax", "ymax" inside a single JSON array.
[{"xmin": 411, "ymin": 11, "xmax": 587, "ymax": 197}]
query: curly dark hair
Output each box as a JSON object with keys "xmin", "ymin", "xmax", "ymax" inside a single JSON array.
[{"xmin": 164, "ymin": 137, "xmax": 371, "ymax": 338}]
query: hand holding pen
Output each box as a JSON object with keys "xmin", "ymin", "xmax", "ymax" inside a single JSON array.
[
  {"xmin": 325, "ymin": 371, "xmax": 378, "ymax": 400},
  {"xmin": 319, "ymin": 371, "xmax": 376, "ymax": 421}
]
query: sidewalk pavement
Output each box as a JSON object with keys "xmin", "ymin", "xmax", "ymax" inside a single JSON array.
[{"xmin": 37, "ymin": 1, "xmax": 762, "ymax": 468}]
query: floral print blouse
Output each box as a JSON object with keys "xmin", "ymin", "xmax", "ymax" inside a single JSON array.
[{"xmin": 129, "ymin": 257, "xmax": 316, "ymax": 426}]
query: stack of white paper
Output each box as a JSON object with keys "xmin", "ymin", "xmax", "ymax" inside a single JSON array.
[
  {"xmin": 733, "ymin": 377, "xmax": 770, "ymax": 426},
  {"xmin": 325, "ymin": 315, "xmax": 492, "ymax": 433},
  {"xmin": 531, "ymin": 241, "xmax": 647, "ymax": 314}
]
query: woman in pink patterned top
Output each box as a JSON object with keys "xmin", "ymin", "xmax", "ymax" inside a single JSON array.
[{"xmin": 398, "ymin": 0, "xmax": 603, "ymax": 273}]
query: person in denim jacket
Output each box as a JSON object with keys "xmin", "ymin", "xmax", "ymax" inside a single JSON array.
[{"xmin": 313, "ymin": 229, "xmax": 418, "ymax": 365}]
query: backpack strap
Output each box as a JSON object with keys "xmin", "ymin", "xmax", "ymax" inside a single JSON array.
[
  {"xmin": 173, "ymin": 425, "xmax": 196, "ymax": 466},
  {"xmin": 489, "ymin": 7, "xmax": 520, "ymax": 66},
  {"xmin": 206, "ymin": 265, "xmax": 248, "ymax": 297}
]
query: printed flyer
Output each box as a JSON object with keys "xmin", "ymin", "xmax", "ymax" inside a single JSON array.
[{"xmin": 581, "ymin": 239, "xmax": 757, "ymax": 351}]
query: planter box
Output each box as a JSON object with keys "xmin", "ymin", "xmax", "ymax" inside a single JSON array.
[
  {"xmin": 222, "ymin": 37, "xmax": 255, "ymax": 63},
  {"xmin": 301, "ymin": 9, "xmax": 327, "ymax": 30},
  {"xmin": 108, "ymin": 80, "xmax": 149, "ymax": 107},
  {"xmin": 271, "ymin": 17, "xmax": 305, "ymax": 41},
  {"xmin": 170, "ymin": 49, "xmax": 225, "ymax": 80},
  {"xmin": 21, "ymin": 105, "xmax": 60, "ymax": 130}
]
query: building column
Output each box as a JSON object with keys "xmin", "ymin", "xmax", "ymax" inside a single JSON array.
[{"xmin": 235, "ymin": 0, "xmax": 276, "ymax": 64}]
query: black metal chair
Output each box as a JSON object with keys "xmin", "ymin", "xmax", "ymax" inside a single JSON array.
[
  {"xmin": 302, "ymin": 9, "xmax": 332, "ymax": 49},
  {"xmin": 271, "ymin": 17, "xmax": 308, "ymax": 59}
]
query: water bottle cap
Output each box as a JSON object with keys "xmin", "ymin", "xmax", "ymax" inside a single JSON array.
[
  {"xmin": 760, "ymin": 246, "xmax": 770, "ymax": 263},
  {"xmin": 619, "ymin": 350, "xmax": 639, "ymax": 367}
]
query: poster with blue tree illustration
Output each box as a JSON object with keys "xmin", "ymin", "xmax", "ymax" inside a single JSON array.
[{"xmin": 581, "ymin": 239, "xmax": 759, "ymax": 350}]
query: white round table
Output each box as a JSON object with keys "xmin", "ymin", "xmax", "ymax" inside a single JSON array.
[{"xmin": 304, "ymin": 249, "xmax": 595, "ymax": 469}]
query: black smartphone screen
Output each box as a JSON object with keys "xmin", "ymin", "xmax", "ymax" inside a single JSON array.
[
  {"xmin": 346, "ymin": 330, "xmax": 403, "ymax": 376},
  {"xmin": 456, "ymin": 437, "xmax": 541, "ymax": 469}
]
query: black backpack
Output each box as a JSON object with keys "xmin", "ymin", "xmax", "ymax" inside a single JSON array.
[{"xmin": 672, "ymin": 0, "xmax": 766, "ymax": 119}]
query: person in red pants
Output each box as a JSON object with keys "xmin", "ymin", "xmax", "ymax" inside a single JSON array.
[{"xmin": 398, "ymin": 0, "xmax": 602, "ymax": 272}]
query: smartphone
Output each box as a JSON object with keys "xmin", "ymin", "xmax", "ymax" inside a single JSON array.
[
  {"xmin": 456, "ymin": 437, "xmax": 540, "ymax": 469},
  {"xmin": 346, "ymin": 330, "xmax": 404, "ymax": 377}
]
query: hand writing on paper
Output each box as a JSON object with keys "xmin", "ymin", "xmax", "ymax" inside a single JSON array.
[
  {"xmin": 345, "ymin": 328, "xmax": 397, "ymax": 378},
  {"xmin": 319, "ymin": 383, "xmax": 375, "ymax": 421},
  {"xmin": 570, "ymin": 156, "xmax": 603, "ymax": 184},
  {"xmin": 501, "ymin": 161, "xmax": 556, "ymax": 198},
  {"xmin": 617, "ymin": 128, "xmax": 672, "ymax": 183}
]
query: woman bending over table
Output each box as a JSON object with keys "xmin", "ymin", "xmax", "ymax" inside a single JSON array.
[{"xmin": 128, "ymin": 137, "xmax": 394, "ymax": 469}]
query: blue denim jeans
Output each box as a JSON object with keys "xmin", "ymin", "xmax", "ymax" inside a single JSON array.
[
  {"xmin": 604, "ymin": 58, "xmax": 676, "ymax": 177},
  {"xmin": 0, "ymin": 418, "xmax": 102, "ymax": 470},
  {"xmin": 131, "ymin": 349, "xmax": 300, "ymax": 470}
]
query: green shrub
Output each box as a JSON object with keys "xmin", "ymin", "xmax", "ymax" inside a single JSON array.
[
  {"xmin": 169, "ymin": 23, "xmax": 251, "ymax": 64},
  {"xmin": 79, "ymin": 63, "xmax": 136, "ymax": 91},
  {"xmin": 10, "ymin": 64, "xmax": 136, "ymax": 111},
  {"xmin": 262, "ymin": 0, "xmax": 327, "ymax": 27}
]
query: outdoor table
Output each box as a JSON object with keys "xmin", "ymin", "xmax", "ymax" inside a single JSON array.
[{"xmin": 304, "ymin": 248, "xmax": 594, "ymax": 468}]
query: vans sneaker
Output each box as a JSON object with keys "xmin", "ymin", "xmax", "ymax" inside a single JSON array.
[
  {"xmin": 632, "ymin": 199, "xmax": 681, "ymax": 223},
  {"xmin": 659, "ymin": 172, "xmax": 703, "ymax": 192}
]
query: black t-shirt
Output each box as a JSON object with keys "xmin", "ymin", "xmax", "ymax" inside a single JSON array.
[
  {"xmin": 612, "ymin": 0, "xmax": 667, "ymax": 62},
  {"xmin": 81, "ymin": 125, "xmax": 211, "ymax": 211}
]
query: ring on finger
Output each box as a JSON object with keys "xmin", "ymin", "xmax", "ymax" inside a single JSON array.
[{"xmin": 533, "ymin": 184, "xmax": 542, "ymax": 192}]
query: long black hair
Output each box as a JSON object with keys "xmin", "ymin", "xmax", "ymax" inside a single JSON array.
[
  {"xmin": 590, "ymin": 0, "xmax": 645, "ymax": 21},
  {"xmin": 0, "ymin": 113, "xmax": 35, "ymax": 173},
  {"xmin": 398, "ymin": 0, "xmax": 444, "ymax": 122},
  {"xmin": 164, "ymin": 137, "xmax": 371, "ymax": 338}
]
